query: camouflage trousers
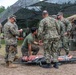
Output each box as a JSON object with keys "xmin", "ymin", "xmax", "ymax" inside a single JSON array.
[
  {"xmin": 58, "ymin": 36, "xmax": 69, "ymax": 55},
  {"xmin": 21, "ymin": 44, "xmax": 39, "ymax": 56},
  {"xmin": 5, "ymin": 45, "xmax": 17, "ymax": 62},
  {"xmin": 43, "ymin": 39, "xmax": 59, "ymax": 64}
]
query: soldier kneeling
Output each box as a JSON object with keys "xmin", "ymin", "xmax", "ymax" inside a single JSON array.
[{"xmin": 21, "ymin": 27, "xmax": 41, "ymax": 57}]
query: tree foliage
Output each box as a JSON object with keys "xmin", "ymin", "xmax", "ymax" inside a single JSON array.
[{"xmin": 0, "ymin": 6, "xmax": 5, "ymax": 13}]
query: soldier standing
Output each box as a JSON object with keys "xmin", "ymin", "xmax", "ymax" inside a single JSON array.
[
  {"xmin": 51, "ymin": 15, "xmax": 65, "ymax": 55},
  {"xmin": 3, "ymin": 15, "xmax": 23, "ymax": 68},
  {"xmin": 57, "ymin": 12, "xmax": 72, "ymax": 55},
  {"xmin": 55, "ymin": 16, "xmax": 65, "ymax": 55},
  {"xmin": 70, "ymin": 20, "xmax": 76, "ymax": 50},
  {"xmin": 0, "ymin": 23, "xmax": 2, "ymax": 48},
  {"xmin": 71, "ymin": 20, "xmax": 76, "ymax": 40},
  {"xmin": 38, "ymin": 10, "xmax": 60, "ymax": 68}
]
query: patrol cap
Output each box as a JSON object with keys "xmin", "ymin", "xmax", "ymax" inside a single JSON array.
[
  {"xmin": 42, "ymin": 10, "xmax": 48, "ymax": 15},
  {"xmin": 8, "ymin": 15, "xmax": 16, "ymax": 21},
  {"xmin": 57, "ymin": 12, "xmax": 63, "ymax": 16},
  {"xmin": 51, "ymin": 15, "xmax": 57, "ymax": 19}
]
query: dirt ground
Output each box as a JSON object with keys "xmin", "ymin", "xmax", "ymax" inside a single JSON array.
[{"xmin": 0, "ymin": 45, "xmax": 76, "ymax": 75}]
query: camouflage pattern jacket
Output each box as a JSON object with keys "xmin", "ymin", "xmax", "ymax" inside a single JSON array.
[
  {"xmin": 61, "ymin": 18, "xmax": 72, "ymax": 33},
  {"xmin": 4, "ymin": 21, "xmax": 20, "ymax": 45},
  {"xmin": 57, "ymin": 20, "xmax": 65, "ymax": 37},
  {"xmin": 38, "ymin": 16, "xmax": 60, "ymax": 41}
]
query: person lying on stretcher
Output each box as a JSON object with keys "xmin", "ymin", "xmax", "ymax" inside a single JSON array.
[{"xmin": 22, "ymin": 55, "xmax": 73, "ymax": 62}]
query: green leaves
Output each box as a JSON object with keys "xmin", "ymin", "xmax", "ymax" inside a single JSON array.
[{"xmin": 0, "ymin": 6, "xmax": 5, "ymax": 13}]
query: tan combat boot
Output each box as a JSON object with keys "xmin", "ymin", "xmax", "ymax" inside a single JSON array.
[
  {"xmin": 6, "ymin": 61, "xmax": 9, "ymax": 66},
  {"xmin": 13, "ymin": 56, "xmax": 19, "ymax": 61},
  {"xmin": 8, "ymin": 61, "xmax": 18, "ymax": 68}
]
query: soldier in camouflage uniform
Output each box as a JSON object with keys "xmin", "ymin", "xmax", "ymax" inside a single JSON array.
[
  {"xmin": 51, "ymin": 15, "xmax": 65, "ymax": 55},
  {"xmin": 4, "ymin": 15, "xmax": 23, "ymax": 68},
  {"xmin": 54, "ymin": 16, "xmax": 65, "ymax": 56},
  {"xmin": 57, "ymin": 12, "xmax": 72, "ymax": 55},
  {"xmin": 0, "ymin": 23, "xmax": 2, "ymax": 48},
  {"xmin": 70, "ymin": 20, "xmax": 76, "ymax": 50},
  {"xmin": 38, "ymin": 10, "xmax": 60, "ymax": 68}
]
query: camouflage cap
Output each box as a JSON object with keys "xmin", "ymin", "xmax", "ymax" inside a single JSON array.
[
  {"xmin": 57, "ymin": 12, "xmax": 63, "ymax": 16},
  {"xmin": 8, "ymin": 15, "xmax": 16, "ymax": 21},
  {"xmin": 51, "ymin": 15, "xmax": 57, "ymax": 19}
]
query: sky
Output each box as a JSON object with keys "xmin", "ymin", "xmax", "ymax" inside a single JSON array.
[
  {"xmin": 0, "ymin": 0, "xmax": 18, "ymax": 8},
  {"xmin": 0, "ymin": 0, "xmax": 75, "ymax": 8},
  {"xmin": 50, "ymin": 0, "xmax": 75, "ymax": 4}
]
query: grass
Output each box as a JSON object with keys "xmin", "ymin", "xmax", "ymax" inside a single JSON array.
[{"xmin": 0, "ymin": 45, "xmax": 5, "ymax": 56}]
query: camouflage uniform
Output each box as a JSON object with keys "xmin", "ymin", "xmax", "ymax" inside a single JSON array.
[
  {"xmin": 70, "ymin": 22, "xmax": 76, "ymax": 50},
  {"xmin": 0, "ymin": 24, "xmax": 2, "ymax": 48},
  {"xmin": 61, "ymin": 18, "xmax": 72, "ymax": 54},
  {"xmin": 71, "ymin": 23, "xmax": 76, "ymax": 40},
  {"xmin": 4, "ymin": 21, "xmax": 20, "ymax": 63},
  {"xmin": 56, "ymin": 20, "xmax": 65, "ymax": 55},
  {"xmin": 38, "ymin": 16, "xmax": 60, "ymax": 63}
]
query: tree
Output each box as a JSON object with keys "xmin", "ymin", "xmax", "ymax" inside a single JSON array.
[
  {"xmin": 0, "ymin": 6, "xmax": 5, "ymax": 13},
  {"xmin": 68, "ymin": 1, "xmax": 71, "ymax": 4}
]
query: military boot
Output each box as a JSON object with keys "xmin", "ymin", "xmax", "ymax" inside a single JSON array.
[
  {"xmin": 53, "ymin": 62, "xmax": 59, "ymax": 69},
  {"xmin": 13, "ymin": 56, "xmax": 19, "ymax": 61},
  {"xmin": 6, "ymin": 61, "xmax": 9, "ymax": 66},
  {"xmin": 8, "ymin": 62, "xmax": 18, "ymax": 68},
  {"xmin": 66, "ymin": 52, "xmax": 69, "ymax": 55}
]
